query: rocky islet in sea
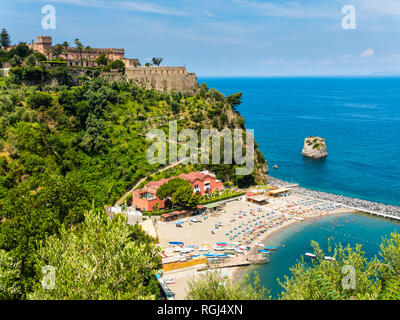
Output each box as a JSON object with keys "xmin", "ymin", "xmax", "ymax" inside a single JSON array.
[{"xmin": 301, "ymin": 136, "xmax": 328, "ymax": 159}]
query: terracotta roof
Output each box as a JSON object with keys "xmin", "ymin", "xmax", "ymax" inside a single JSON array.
[
  {"xmin": 178, "ymin": 172, "xmax": 210, "ymax": 183},
  {"xmin": 135, "ymin": 171, "xmax": 218, "ymax": 193},
  {"xmin": 147, "ymin": 178, "xmax": 171, "ymax": 188}
]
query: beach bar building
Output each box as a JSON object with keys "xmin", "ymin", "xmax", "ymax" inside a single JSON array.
[
  {"xmin": 160, "ymin": 205, "xmax": 206, "ymax": 222},
  {"xmin": 246, "ymin": 194, "xmax": 269, "ymax": 205},
  {"xmin": 268, "ymin": 187, "xmax": 290, "ymax": 197}
]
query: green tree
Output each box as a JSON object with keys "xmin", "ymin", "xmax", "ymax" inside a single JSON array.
[
  {"xmin": 74, "ymin": 39, "xmax": 84, "ymax": 66},
  {"xmin": 156, "ymin": 177, "xmax": 191, "ymax": 201},
  {"xmin": 28, "ymin": 209, "xmax": 161, "ymax": 300},
  {"xmin": 110, "ymin": 59, "xmax": 125, "ymax": 72},
  {"xmin": 96, "ymin": 53, "xmax": 109, "ymax": 66},
  {"xmin": 172, "ymin": 184, "xmax": 194, "ymax": 209},
  {"xmin": 278, "ymin": 240, "xmax": 382, "ymax": 300},
  {"xmin": 151, "ymin": 57, "xmax": 163, "ymax": 66},
  {"xmin": 62, "ymin": 41, "xmax": 69, "ymax": 60},
  {"xmin": 0, "ymin": 249, "xmax": 22, "ymax": 299},
  {"xmin": 199, "ymin": 83, "xmax": 209, "ymax": 98},
  {"xmin": 0, "ymin": 28, "xmax": 11, "ymax": 48},
  {"xmin": 9, "ymin": 55, "xmax": 22, "ymax": 67},
  {"xmin": 26, "ymin": 92, "xmax": 53, "ymax": 110},
  {"xmin": 24, "ymin": 54, "xmax": 37, "ymax": 67},
  {"xmin": 80, "ymin": 113, "xmax": 108, "ymax": 153},
  {"xmin": 227, "ymin": 92, "xmax": 242, "ymax": 111},
  {"xmin": 186, "ymin": 271, "xmax": 269, "ymax": 300},
  {"xmin": 52, "ymin": 44, "xmax": 63, "ymax": 59}
]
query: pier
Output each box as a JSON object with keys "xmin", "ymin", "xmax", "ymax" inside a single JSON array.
[{"xmin": 203, "ymin": 254, "xmax": 268, "ymax": 270}]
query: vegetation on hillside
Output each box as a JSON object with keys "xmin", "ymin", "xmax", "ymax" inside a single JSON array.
[
  {"xmin": 0, "ymin": 63, "xmax": 267, "ymax": 298},
  {"xmin": 28, "ymin": 208, "xmax": 161, "ymax": 300}
]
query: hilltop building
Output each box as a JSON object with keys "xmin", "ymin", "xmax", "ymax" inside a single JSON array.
[
  {"xmin": 28, "ymin": 36, "xmax": 139, "ymax": 67},
  {"xmin": 132, "ymin": 171, "xmax": 223, "ymax": 212},
  {"xmin": 12, "ymin": 35, "xmax": 199, "ymax": 92}
]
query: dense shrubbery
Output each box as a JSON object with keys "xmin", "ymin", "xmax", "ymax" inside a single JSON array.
[{"xmin": 0, "ymin": 75, "xmax": 266, "ymax": 299}]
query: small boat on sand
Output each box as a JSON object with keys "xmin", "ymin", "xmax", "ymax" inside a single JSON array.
[
  {"xmin": 254, "ymin": 243, "xmax": 264, "ymax": 248},
  {"xmin": 258, "ymin": 250, "xmax": 271, "ymax": 254},
  {"xmin": 164, "ymin": 279, "xmax": 175, "ymax": 284},
  {"xmin": 305, "ymin": 252, "xmax": 316, "ymax": 258}
]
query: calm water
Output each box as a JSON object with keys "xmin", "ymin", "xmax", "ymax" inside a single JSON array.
[
  {"xmin": 243, "ymin": 212, "xmax": 400, "ymax": 299},
  {"xmin": 199, "ymin": 77, "xmax": 400, "ymax": 206}
]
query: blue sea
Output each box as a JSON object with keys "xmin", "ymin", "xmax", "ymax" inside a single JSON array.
[
  {"xmin": 199, "ymin": 77, "xmax": 400, "ymax": 298},
  {"xmin": 242, "ymin": 212, "xmax": 400, "ymax": 298},
  {"xmin": 199, "ymin": 77, "xmax": 400, "ymax": 206}
]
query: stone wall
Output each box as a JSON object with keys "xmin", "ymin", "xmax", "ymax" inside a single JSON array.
[{"xmin": 125, "ymin": 66, "xmax": 198, "ymax": 94}]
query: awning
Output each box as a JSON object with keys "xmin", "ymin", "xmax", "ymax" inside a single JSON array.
[{"xmin": 269, "ymin": 187, "xmax": 290, "ymax": 195}]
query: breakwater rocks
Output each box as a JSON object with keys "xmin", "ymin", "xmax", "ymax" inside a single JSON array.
[
  {"xmin": 302, "ymin": 136, "xmax": 328, "ymax": 159},
  {"xmin": 267, "ymin": 176, "xmax": 400, "ymax": 218}
]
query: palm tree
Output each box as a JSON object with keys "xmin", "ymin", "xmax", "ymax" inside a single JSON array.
[
  {"xmin": 152, "ymin": 57, "xmax": 163, "ymax": 66},
  {"xmin": 45, "ymin": 48, "xmax": 51, "ymax": 60},
  {"xmin": 74, "ymin": 38, "xmax": 84, "ymax": 66},
  {"xmin": 62, "ymin": 41, "xmax": 69, "ymax": 60},
  {"xmin": 85, "ymin": 46, "xmax": 93, "ymax": 67},
  {"xmin": 53, "ymin": 44, "xmax": 63, "ymax": 59}
]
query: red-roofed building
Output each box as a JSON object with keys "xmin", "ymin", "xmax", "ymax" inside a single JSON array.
[{"xmin": 132, "ymin": 171, "xmax": 223, "ymax": 212}]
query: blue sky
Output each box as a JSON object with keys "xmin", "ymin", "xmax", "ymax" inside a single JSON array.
[{"xmin": 2, "ymin": 0, "xmax": 400, "ymax": 76}]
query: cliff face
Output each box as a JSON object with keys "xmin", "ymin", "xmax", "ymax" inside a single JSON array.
[{"xmin": 301, "ymin": 137, "xmax": 328, "ymax": 159}]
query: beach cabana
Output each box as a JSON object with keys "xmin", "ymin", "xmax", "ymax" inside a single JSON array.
[{"xmin": 269, "ymin": 187, "xmax": 290, "ymax": 197}]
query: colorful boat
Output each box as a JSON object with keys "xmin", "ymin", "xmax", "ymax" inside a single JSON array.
[
  {"xmin": 169, "ymin": 241, "xmax": 184, "ymax": 245},
  {"xmin": 258, "ymin": 250, "xmax": 271, "ymax": 254},
  {"xmin": 164, "ymin": 279, "xmax": 175, "ymax": 284},
  {"xmin": 254, "ymin": 243, "xmax": 264, "ymax": 248},
  {"xmin": 324, "ymin": 256, "xmax": 335, "ymax": 261},
  {"xmin": 264, "ymin": 247, "xmax": 277, "ymax": 251}
]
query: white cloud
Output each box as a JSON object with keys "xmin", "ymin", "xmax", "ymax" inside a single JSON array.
[
  {"xmin": 45, "ymin": 0, "xmax": 189, "ymax": 16},
  {"xmin": 359, "ymin": 0, "xmax": 400, "ymax": 17},
  {"xmin": 360, "ymin": 49, "xmax": 374, "ymax": 58},
  {"xmin": 232, "ymin": 0, "xmax": 336, "ymax": 19}
]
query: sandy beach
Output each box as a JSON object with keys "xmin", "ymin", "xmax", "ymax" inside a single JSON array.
[{"xmin": 155, "ymin": 192, "xmax": 354, "ymax": 299}]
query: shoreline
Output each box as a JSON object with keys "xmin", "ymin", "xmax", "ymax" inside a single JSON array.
[
  {"xmin": 230, "ymin": 176, "xmax": 400, "ymax": 286},
  {"xmin": 267, "ymin": 176, "xmax": 400, "ymax": 218},
  {"xmin": 159, "ymin": 176, "xmax": 400, "ymax": 299},
  {"xmin": 230, "ymin": 206, "xmax": 351, "ymax": 285}
]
